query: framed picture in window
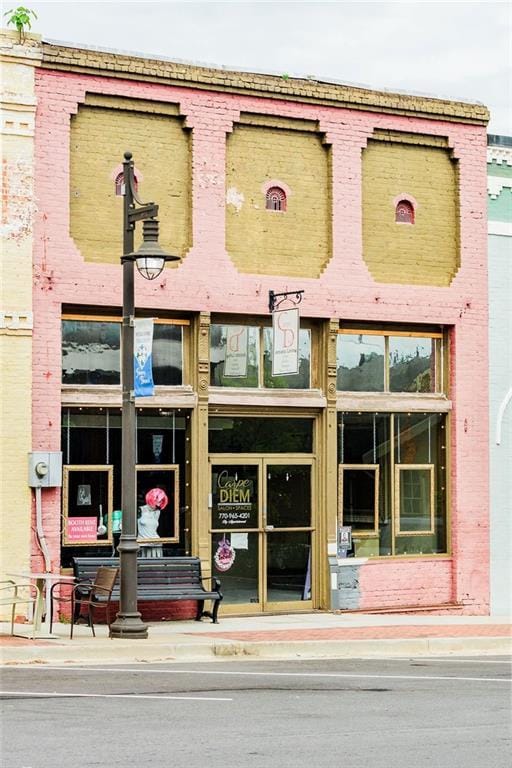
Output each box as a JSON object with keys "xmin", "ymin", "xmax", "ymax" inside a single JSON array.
[
  {"xmin": 62, "ymin": 465, "xmax": 113, "ymax": 546},
  {"xmin": 394, "ymin": 465, "xmax": 435, "ymax": 535},
  {"xmin": 136, "ymin": 464, "xmax": 179, "ymax": 544}
]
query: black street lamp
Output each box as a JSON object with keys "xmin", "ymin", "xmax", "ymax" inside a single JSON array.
[{"xmin": 110, "ymin": 151, "xmax": 179, "ymax": 640}]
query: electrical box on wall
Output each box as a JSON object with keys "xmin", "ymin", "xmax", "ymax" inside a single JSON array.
[{"xmin": 28, "ymin": 451, "xmax": 63, "ymax": 488}]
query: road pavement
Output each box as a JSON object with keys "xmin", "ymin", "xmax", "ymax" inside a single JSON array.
[{"xmin": 1, "ymin": 656, "xmax": 511, "ymax": 768}]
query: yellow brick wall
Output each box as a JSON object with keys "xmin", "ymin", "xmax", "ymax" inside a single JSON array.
[
  {"xmin": 226, "ymin": 125, "xmax": 331, "ymax": 277},
  {"xmin": 0, "ymin": 30, "xmax": 39, "ymax": 598},
  {"xmin": 362, "ymin": 140, "xmax": 459, "ymax": 285},
  {"xmin": 70, "ymin": 100, "xmax": 192, "ymax": 264}
]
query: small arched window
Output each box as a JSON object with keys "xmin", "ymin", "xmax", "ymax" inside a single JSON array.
[
  {"xmin": 115, "ymin": 172, "xmax": 138, "ymax": 197},
  {"xmin": 266, "ymin": 186, "xmax": 287, "ymax": 212},
  {"xmin": 395, "ymin": 199, "xmax": 415, "ymax": 224}
]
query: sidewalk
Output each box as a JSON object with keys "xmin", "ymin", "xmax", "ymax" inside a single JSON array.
[{"xmin": 1, "ymin": 612, "xmax": 510, "ymax": 665}]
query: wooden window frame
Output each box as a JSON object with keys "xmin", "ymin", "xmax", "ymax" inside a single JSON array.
[
  {"xmin": 136, "ymin": 463, "xmax": 180, "ymax": 544},
  {"xmin": 394, "ymin": 464, "xmax": 435, "ymax": 536},
  {"xmin": 338, "ymin": 464, "xmax": 380, "ymax": 536},
  {"xmin": 61, "ymin": 314, "xmax": 190, "ymax": 387},
  {"xmin": 210, "ymin": 317, "xmax": 316, "ymax": 389},
  {"xmin": 337, "ymin": 327, "xmax": 444, "ymax": 394},
  {"xmin": 62, "ymin": 465, "xmax": 113, "ymax": 546}
]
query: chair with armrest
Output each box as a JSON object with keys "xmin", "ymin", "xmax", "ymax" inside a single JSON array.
[
  {"xmin": 50, "ymin": 566, "xmax": 118, "ymax": 638},
  {"xmin": 0, "ymin": 580, "xmax": 41, "ymax": 640}
]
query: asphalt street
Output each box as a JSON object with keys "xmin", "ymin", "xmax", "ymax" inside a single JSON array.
[{"xmin": 1, "ymin": 656, "xmax": 511, "ymax": 768}]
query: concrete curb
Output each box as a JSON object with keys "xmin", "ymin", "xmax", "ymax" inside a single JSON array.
[{"xmin": 2, "ymin": 636, "xmax": 510, "ymax": 665}]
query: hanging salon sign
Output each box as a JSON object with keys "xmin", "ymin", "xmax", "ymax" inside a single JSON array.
[
  {"xmin": 224, "ymin": 325, "xmax": 248, "ymax": 378},
  {"xmin": 134, "ymin": 318, "xmax": 154, "ymax": 397},
  {"xmin": 272, "ymin": 307, "xmax": 299, "ymax": 376}
]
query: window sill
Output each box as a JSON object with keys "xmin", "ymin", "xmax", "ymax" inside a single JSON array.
[
  {"xmin": 336, "ymin": 391, "xmax": 451, "ymax": 412},
  {"xmin": 209, "ymin": 387, "xmax": 326, "ymax": 409},
  {"xmin": 61, "ymin": 384, "xmax": 196, "ymax": 408}
]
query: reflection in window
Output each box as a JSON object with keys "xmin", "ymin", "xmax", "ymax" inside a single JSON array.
[
  {"xmin": 62, "ymin": 320, "xmax": 121, "ymax": 385},
  {"xmin": 152, "ymin": 325, "xmax": 183, "ymax": 385},
  {"xmin": 210, "ymin": 325, "xmax": 260, "ymax": 387},
  {"xmin": 263, "ymin": 328, "xmax": 310, "ymax": 389},
  {"xmin": 210, "ymin": 324, "xmax": 311, "ymax": 389},
  {"xmin": 337, "ymin": 334, "xmax": 385, "ymax": 391},
  {"xmin": 389, "ymin": 336, "xmax": 435, "ymax": 392},
  {"xmin": 336, "ymin": 329, "xmax": 443, "ymax": 394},
  {"xmin": 62, "ymin": 319, "xmax": 184, "ymax": 386}
]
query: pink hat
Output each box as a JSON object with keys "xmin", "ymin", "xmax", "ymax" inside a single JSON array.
[{"xmin": 145, "ymin": 488, "xmax": 168, "ymax": 510}]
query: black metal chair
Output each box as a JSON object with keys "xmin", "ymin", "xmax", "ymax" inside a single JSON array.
[{"xmin": 50, "ymin": 566, "xmax": 119, "ymax": 638}]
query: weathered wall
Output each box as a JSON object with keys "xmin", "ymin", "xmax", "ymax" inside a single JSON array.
[
  {"xmin": 362, "ymin": 134, "xmax": 459, "ymax": 285},
  {"xmin": 226, "ymin": 119, "xmax": 331, "ymax": 277},
  {"xmin": 70, "ymin": 94, "xmax": 191, "ymax": 264},
  {"xmin": 0, "ymin": 31, "xmax": 40, "ymax": 601},
  {"xmin": 26, "ymin": 44, "xmax": 490, "ymax": 612}
]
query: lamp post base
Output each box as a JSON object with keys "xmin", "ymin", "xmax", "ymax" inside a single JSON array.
[{"xmin": 110, "ymin": 612, "xmax": 148, "ymax": 639}]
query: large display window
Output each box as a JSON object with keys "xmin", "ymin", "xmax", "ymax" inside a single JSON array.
[
  {"xmin": 60, "ymin": 407, "xmax": 189, "ymax": 564},
  {"xmin": 338, "ymin": 412, "xmax": 447, "ymax": 557}
]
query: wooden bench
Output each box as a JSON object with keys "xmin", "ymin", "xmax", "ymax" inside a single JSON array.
[{"xmin": 72, "ymin": 557, "xmax": 223, "ymax": 624}]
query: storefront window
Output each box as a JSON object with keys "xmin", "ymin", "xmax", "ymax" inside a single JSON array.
[
  {"xmin": 337, "ymin": 328, "xmax": 443, "ymax": 393},
  {"xmin": 210, "ymin": 323, "xmax": 311, "ymax": 389},
  {"xmin": 210, "ymin": 325, "xmax": 260, "ymax": 387},
  {"xmin": 61, "ymin": 407, "xmax": 189, "ymax": 564},
  {"xmin": 389, "ymin": 336, "xmax": 436, "ymax": 393},
  {"xmin": 62, "ymin": 320, "xmax": 120, "ymax": 384},
  {"xmin": 337, "ymin": 334, "xmax": 385, "ymax": 391},
  {"xmin": 263, "ymin": 328, "xmax": 311, "ymax": 389},
  {"xmin": 338, "ymin": 412, "xmax": 446, "ymax": 556},
  {"xmin": 62, "ymin": 318, "xmax": 185, "ymax": 386}
]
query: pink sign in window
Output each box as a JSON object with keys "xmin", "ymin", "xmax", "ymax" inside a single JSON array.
[{"xmin": 67, "ymin": 517, "xmax": 98, "ymax": 542}]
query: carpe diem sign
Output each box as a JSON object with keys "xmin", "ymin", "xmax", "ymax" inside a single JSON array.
[{"xmin": 213, "ymin": 469, "xmax": 256, "ymax": 527}]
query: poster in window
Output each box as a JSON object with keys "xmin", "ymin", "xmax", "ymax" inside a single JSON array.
[
  {"xmin": 63, "ymin": 465, "xmax": 113, "ymax": 546},
  {"xmin": 211, "ymin": 466, "xmax": 258, "ymax": 529},
  {"xmin": 224, "ymin": 326, "xmax": 249, "ymax": 378}
]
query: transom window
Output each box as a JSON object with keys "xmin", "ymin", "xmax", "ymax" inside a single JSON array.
[
  {"xmin": 336, "ymin": 328, "xmax": 444, "ymax": 393},
  {"xmin": 61, "ymin": 315, "xmax": 188, "ymax": 386},
  {"xmin": 265, "ymin": 186, "xmax": 287, "ymax": 212},
  {"xmin": 210, "ymin": 321, "xmax": 311, "ymax": 389}
]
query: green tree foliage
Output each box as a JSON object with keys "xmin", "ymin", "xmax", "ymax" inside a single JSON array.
[{"xmin": 4, "ymin": 6, "xmax": 37, "ymax": 42}]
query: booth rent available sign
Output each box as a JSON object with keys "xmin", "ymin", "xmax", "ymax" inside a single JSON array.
[{"xmin": 67, "ymin": 517, "xmax": 97, "ymax": 542}]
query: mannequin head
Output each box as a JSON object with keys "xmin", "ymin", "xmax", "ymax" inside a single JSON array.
[{"xmin": 145, "ymin": 487, "xmax": 168, "ymax": 510}]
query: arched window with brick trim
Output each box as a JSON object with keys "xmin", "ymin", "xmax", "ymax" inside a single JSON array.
[
  {"xmin": 266, "ymin": 186, "xmax": 287, "ymax": 212},
  {"xmin": 395, "ymin": 199, "xmax": 415, "ymax": 224},
  {"xmin": 115, "ymin": 171, "xmax": 138, "ymax": 197}
]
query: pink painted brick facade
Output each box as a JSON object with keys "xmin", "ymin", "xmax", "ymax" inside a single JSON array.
[{"xmin": 32, "ymin": 64, "xmax": 489, "ymax": 614}]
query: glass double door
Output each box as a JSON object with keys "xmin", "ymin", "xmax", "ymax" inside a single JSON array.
[{"xmin": 210, "ymin": 458, "xmax": 314, "ymax": 612}]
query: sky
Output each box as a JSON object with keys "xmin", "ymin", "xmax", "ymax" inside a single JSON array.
[{"xmin": 18, "ymin": 0, "xmax": 512, "ymax": 134}]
